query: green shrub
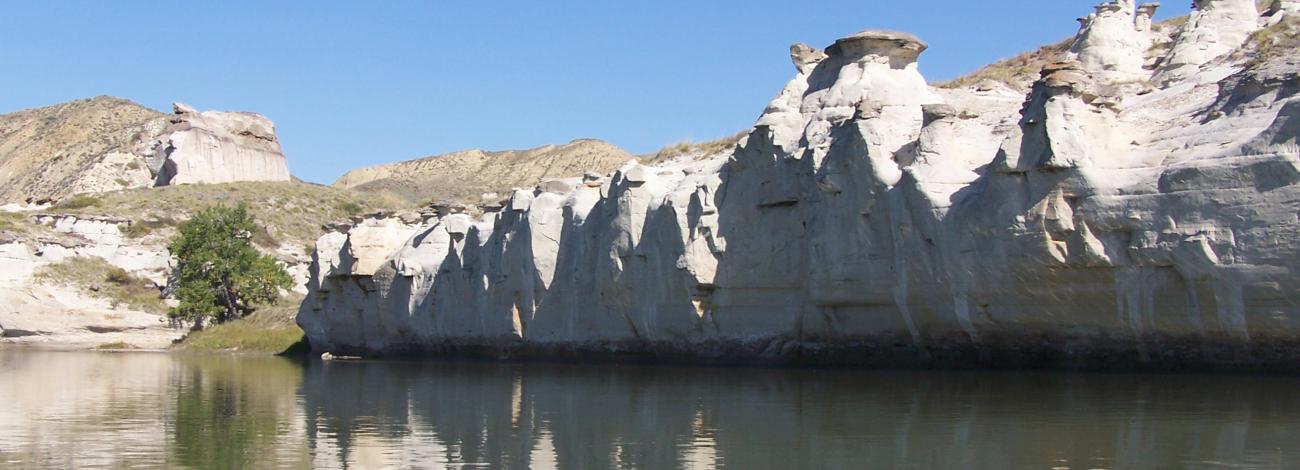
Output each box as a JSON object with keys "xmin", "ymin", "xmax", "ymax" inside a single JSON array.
[{"xmin": 167, "ymin": 204, "xmax": 293, "ymax": 326}]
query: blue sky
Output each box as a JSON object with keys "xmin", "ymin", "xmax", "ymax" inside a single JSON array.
[{"xmin": 0, "ymin": 1, "xmax": 1188, "ymax": 184}]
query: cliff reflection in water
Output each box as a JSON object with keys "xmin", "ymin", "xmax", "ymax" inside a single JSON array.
[{"xmin": 2, "ymin": 350, "xmax": 1299, "ymax": 469}]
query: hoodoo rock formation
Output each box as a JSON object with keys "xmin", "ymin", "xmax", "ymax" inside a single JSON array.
[
  {"xmin": 1159, "ymin": 0, "xmax": 1260, "ymax": 82},
  {"xmin": 299, "ymin": 3, "xmax": 1300, "ymax": 368}
]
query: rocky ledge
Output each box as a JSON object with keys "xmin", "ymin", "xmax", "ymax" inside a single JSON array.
[
  {"xmin": 151, "ymin": 102, "xmax": 291, "ymax": 186},
  {"xmin": 299, "ymin": 1, "xmax": 1300, "ymax": 369}
]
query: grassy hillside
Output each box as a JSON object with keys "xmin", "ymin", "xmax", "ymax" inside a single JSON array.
[
  {"xmin": 45, "ymin": 181, "xmax": 411, "ymax": 249},
  {"xmin": 335, "ymin": 139, "xmax": 633, "ymax": 205},
  {"xmin": 0, "ymin": 96, "xmax": 162, "ymax": 202}
]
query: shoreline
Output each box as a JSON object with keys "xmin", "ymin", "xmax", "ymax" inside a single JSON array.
[
  {"xmin": 9, "ymin": 339, "xmax": 1300, "ymax": 377},
  {"xmin": 305, "ymin": 332, "xmax": 1300, "ymax": 374}
]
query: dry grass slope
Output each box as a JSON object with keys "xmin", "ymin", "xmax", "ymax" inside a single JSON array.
[
  {"xmin": 644, "ymin": 131, "xmax": 748, "ymax": 165},
  {"xmin": 335, "ymin": 139, "xmax": 634, "ymax": 205},
  {"xmin": 48, "ymin": 181, "xmax": 409, "ymax": 249},
  {"xmin": 0, "ymin": 96, "xmax": 162, "ymax": 202},
  {"xmin": 934, "ymin": 39, "xmax": 1074, "ymax": 90}
]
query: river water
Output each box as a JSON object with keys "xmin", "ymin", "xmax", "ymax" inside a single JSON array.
[{"xmin": 1, "ymin": 350, "xmax": 1298, "ymax": 469}]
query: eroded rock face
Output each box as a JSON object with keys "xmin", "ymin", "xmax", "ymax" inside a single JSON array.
[
  {"xmin": 1070, "ymin": 0, "xmax": 1158, "ymax": 83},
  {"xmin": 1269, "ymin": 0, "xmax": 1300, "ymax": 15},
  {"xmin": 0, "ymin": 214, "xmax": 179, "ymax": 348},
  {"xmin": 332, "ymin": 139, "xmax": 632, "ymax": 205},
  {"xmin": 299, "ymin": 4, "xmax": 1300, "ymax": 368},
  {"xmin": 152, "ymin": 103, "xmax": 291, "ymax": 186},
  {"xmin": 1158, "ymin": 0, "xmax": 1261, "ymax": 83}
]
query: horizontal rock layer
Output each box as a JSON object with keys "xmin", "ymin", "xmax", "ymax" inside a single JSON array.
[{"xmin": 299, "ymin": 7, "xmax": 1300, "ymax": 368}]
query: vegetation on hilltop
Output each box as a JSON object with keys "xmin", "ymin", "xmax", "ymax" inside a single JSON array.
[
  {"xmin": 934, "ymin": 39, "xmax": 1075, "ymax": 90},
  {"xmin": 1244, "ymin": 15, "xmax": 1300, "ymax": 65},
  {"xmin": 49, "ymin": 181, "xmax": 408, "ymax": 249},
  {"xmin": 645, "ymin": 131, "xmax": 748, "ymax": 165},
  {"xmin": 0, "ymin": 96, "xmax": 162, "ymax": 202},
  {"xmin": 935, "ymin": 14, "xmax": 1196, "ymax": 90},
  {"xmin": 334, "ymin": 139, "xmax": 633, "ymax": 206}
]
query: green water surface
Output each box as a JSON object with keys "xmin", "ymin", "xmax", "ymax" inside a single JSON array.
[{"xmin": 0, "ymin": 350, "xmax": 1296, "ymax": 469}]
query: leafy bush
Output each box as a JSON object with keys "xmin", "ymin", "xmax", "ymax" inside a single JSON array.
[{"xmin": 167, "ymin": 204, "xmax": 293, "ymax": 327}]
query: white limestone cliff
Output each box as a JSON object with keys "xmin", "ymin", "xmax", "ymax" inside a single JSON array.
[
  {"xmin": 299, "ymin": 6, "xmax": 1300, "ymax": 368},
  {"xmin": 151, "ymin": 103, "xmax": 292, "ymax": 186},
  {"xmin": 1071, "ymin": 1, "xmax": 1151, "ymax": 83},
  {"xmin": 0, "ymin": 215, "xmax": 179, "ymax": 348},
  {"xmin": 1158, "ymin": 0, "xmax": 1261, "ymax": 83}
]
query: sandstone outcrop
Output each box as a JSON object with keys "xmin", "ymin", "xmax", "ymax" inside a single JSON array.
[
  {"xmin": 299, "ymin": 5, "xmax": 1300, "ymax": 368},
  {"xmin": 151, "ymin": 103, "xmax": 291, "ymax": 186},
  {"xmin": 0, "ymin": 97, "xmax": 292, "ymax": 203},
  {"xmin": 1158, "ymin": 0, "xmax": 1261, "ymax": 83},
  {"xmin": 1071, "ymin": 0, "xmax": 1160, "ymax": 83}
]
